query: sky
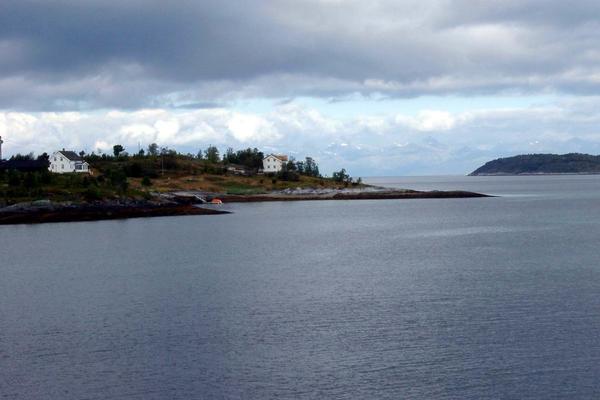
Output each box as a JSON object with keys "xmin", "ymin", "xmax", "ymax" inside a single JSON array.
[{"xmin": 2, "ymin": 0, "xmax": 600, "ymax": 175}]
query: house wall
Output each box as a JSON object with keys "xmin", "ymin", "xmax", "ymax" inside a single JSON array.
[
  {"xmin": 263, "ymin": 156, "xmax": 284, "ymax": 173},
  {"xmin": 49, "ymin": 152, "xmax": 89, "ymax": 174},
  {"xmin": 75, "ymin": 162, "xmax": 89, "ymax": 173},
  {"xmin": 49, "ymin": 152, "xmax": 72, "ymax": 173}
]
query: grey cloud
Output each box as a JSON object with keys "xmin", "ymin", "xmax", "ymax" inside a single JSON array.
[
  {"xmin": 2, "ymin": 1, "xmax": 600, "ymax": 110},
  {"xmin": 437, "ymin": 1, "xmax": 600, "ymax": 28}
]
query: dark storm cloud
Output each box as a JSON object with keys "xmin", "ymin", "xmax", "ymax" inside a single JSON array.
[{"xmin": 2, "ymin": 0, "xmax": 600, "ymax": 110}]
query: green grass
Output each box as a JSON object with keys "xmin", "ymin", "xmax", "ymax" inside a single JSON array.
[
  {"xmin": 223, "ymin": 183, "xmax": 267, "ymax": 195},
  {"xmin": 205, "ymin": 175, "xmax": 226, "ymax": 183}
]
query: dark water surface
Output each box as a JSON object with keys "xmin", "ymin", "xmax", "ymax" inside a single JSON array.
[{"xmin": 3, "ymin": 175, "xmax": 600, "ymax": 399}]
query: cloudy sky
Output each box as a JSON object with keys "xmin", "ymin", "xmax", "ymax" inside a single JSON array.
[{"xmin": 2, "ymin": 0, "xmax": 600, "ymax": 175}]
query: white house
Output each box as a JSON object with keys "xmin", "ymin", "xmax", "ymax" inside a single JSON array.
[
  {"xmin": 49, "ymin": 150, "xmax": 90, "ymax": 174},
  {"xmin": 262, "ymin": 154, "xmax": 288, "ymax": 173}
]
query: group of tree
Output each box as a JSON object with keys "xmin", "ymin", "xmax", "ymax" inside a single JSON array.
[
  {"xmin": 7, "ymin": 152, "xmax": 50, "ymax": 162},
  {"xmin": 284, "ymin": 157, "xmax": 320, "ymax": 178},
  {"xmin": 223, "ymin": 147, "xmax": 263, "ymax": 169},
  {"xmin": 0, "ymin": 167, "xmax": 132, "ymax": 201},
  {"xmin": 2, "ymin": 144, "xmax": 362, "ymax": 197},
  {"xmin": 90, "ymin": 144, "xmax": 324, "ymax": 179},
  {"xmin": 0, "ymin": 169, "xmax": 51, "ymax": 198},
  {"xmin": 332, "ymin": 168, "xmax": 361, "ymax": 186}
]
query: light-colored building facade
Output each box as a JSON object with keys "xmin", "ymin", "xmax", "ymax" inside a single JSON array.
[
  {"xmin": 262, "ymin": 154, "xmax": 288, "ymax": 173},
  {"xmin": 49, "ymin": 150, "xmax": 90, "ymax": 174}
]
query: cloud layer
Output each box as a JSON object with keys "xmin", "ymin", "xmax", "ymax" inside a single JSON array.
[
  {"xmin": 2, "ymin": 1, "xmax": 600, "ymax": 109},
  {"xmin": 3, "ymin": 1, "xmax": 600, "ymax": 175},
  {"xmin": 4, "ymin": 98, "xmax": 600, "ymax": 175}
]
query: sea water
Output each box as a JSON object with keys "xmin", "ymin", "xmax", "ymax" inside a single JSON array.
[{"xmin": 2, "ymin": 175, "xmax": 600, "ymax": 399}]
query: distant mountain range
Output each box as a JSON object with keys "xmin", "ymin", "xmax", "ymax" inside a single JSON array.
[{"xmin": 470, "ymin": 153, "xmax": 600, "ymax": 176}]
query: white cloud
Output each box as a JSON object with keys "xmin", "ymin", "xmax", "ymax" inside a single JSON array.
[
  {"xmin": 412, "ymin": 110, "xmax": 457, "ymax": 132},
  {"xmin": 3, "ymin": 98, "xmax": 600, "ymax": 175},
  {"xmin": 227, "ymin": 114, "xmax": 278, "ymax": 143},
  {"xmin": 154, "ymin": 119, "xmax": 180, "ymax": 143}
]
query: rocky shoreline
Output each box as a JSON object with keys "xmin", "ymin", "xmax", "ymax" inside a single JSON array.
[
  {"xmin": 0, "ymin": 188, "xmax": 490, "ymax": 225},
  {"xmin": 218, "ymin": 189, "xmax": 490, "ymax": 202},
  {"xmin": 0, "ymin": 200, "xmax": 229, "ymax": 225}
]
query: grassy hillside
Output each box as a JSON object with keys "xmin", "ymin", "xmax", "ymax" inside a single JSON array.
[{"xmin": 0, "ymin": 151, "xmax": 362, "ymax": 204}]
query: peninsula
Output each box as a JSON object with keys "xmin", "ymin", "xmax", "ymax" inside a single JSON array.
[
  {"xmin": 0, "ymin": 144, "xmax": 489, "ymax": 225},
  {"xmin": 470, "ymin": 153, "xmax": 600, "ymax": 176}
]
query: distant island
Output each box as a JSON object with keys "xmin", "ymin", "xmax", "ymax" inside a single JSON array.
[{"xmin": 470, "ymin": 153, "xmax": 600, "ymax": 176}]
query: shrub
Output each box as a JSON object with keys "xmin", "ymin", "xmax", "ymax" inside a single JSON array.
[
  {"xmin": 84, "ymin": 186, "xmax": 102, "ymax": 201},
  {"xmin": 107, "ymin": 169, "xmax": 129, "ymax": 193},
  {"xmin": 124, "ymin": 162, "xmax": 144, "ymax": 177},
  {"xmin": 8, "ymin": 171, "xmax": 21, "ymax": 187},
  {"xmin": 277, "ymin": 169, "xmax": 300, "ymax": 181}
]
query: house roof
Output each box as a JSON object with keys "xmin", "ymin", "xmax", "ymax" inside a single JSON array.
[
  {"xmin": 264, "ymin": 154, "xmax": 288, "ymax": 162},
  {"xmin": 57, "ymin": 150, "xmax": 84, "ymax": 162}
]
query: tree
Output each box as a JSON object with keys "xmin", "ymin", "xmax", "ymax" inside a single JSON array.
[
  {"xmin": 332, "ymin": 168, "xmax": 352, "ymax": 184},
  {"xmin": 141, "ymin": 176, "xmax": 153, "ymax": 187},
  {"xmin": 10, "ymin": 153, "xmax": 34, "ymax": 161},
  {"xmin": 113, "ymin": 144, "xmax": 125, "ymax": 157},
  {"xmin": 138, "ymin": 149, "xmax": 145, "ymax": 157},
  {"xmin": 37, "ymin": 152, "xmax": 50, "ymax": 162},
  {"xmin": 303, "ymin": 157, "xmax": 320, "ymax": 177},
  {"xmin": 196, "ymin": 149, "xmax": 204, "ymax": 160},
  {"xmin": 286, "ymin": 159, "xmax": 297, "ymax": 171},
  {"xmin": 224, "ymin": 147, "xmax": 236, "ymax": 164},
  {"xmin": 204, "ymin": 145, "xmax": 220, "ymax": 163},
  {"xmin": 79, "ymin": 150, "xmax": 85, "ymax": 158},
  {"xmin": 147, "ymin": 143, "xmax": 159, "ymax": 156}
]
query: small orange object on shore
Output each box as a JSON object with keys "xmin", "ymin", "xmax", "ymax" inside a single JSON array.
[{"xmin": 210, "ymin": 198, "xmax": 223, "ymax": 204}]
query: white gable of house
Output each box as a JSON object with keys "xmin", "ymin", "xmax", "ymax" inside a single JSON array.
[
  {"xmin": 49, "ymin": 151, "xmax": 90, "ymax": 174},
  {"xmin": 262, "ymin": 154, "xmax": 286, "ymax": 173}
]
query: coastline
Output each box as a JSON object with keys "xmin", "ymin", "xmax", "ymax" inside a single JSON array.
[
  {"xmin": 218, "ymin": 189, "xmax": 490, "ymax": 202},
  {"xmin": 0, "ymin": 189, "xmax": 490, "ymax": 225},
  {"xmin": 0, "ymin": 202, "xmax": 229, "ymax": 225}
]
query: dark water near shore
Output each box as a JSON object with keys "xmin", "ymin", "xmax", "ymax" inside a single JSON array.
[{"xmin": 3, "ymin": 175, "xmax": 600, "ymax": 399}]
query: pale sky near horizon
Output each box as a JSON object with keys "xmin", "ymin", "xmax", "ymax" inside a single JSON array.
[{"xmin": 2, "ymin": 1, "xmax": 600, "ymax": 175}]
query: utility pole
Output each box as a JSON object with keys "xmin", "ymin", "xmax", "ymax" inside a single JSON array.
[{"xmin": 0, "ymin": 136, "xmax": 3, "ymax": 160}]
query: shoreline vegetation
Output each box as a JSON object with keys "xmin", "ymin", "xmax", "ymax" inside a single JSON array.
[{"xmin": 0, "ymin": 144, "xmax": 490, "ymax": 225}]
